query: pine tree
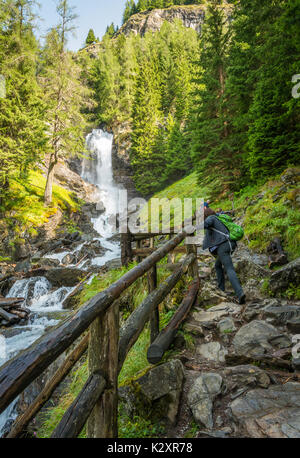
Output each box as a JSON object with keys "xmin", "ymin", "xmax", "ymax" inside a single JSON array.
[
  {"xmin": 0, "ymin": 0, "xmax": 46, "ymax": 201},
  {"xmin": 130, "ymin": 39, "xmax": 163, "ymax": 195},
  {"xmin": 189, "ymin": 0, "xmax": 232, "ymax": 193},
  {"xmin": 85, "ymin": 28, "xmax": 96, "ymax": 45},
  {"xmin": 247, "ymin": 0, "xmax": 300, "ymax": 178}
]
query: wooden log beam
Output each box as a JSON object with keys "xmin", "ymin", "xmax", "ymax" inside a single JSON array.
[
  {"xmin": 87, "ymin": 302, "xmax": 119, "ymax": 438},
  {"xmin": 118, "ymin": 253, "xmax": 196, "ymax": 372},
  {"xmin": 148, "ymin": 263, "xmax": 158, "ymax": 343},
  {"xmin": 147, "ymin": 279, "xmax": 199, "ymax": 365},
  {"xmin": 51, "ymin": 372, "xmax": 106, "ymax": 438},
  {"xmin": 132, "ymin": 246, "xmax": 187, "ymax": 257},
  {"xmin": 0, "ymin": 307, "xmax": 19, "ymax": 324},
  {"xmin": 7, "ymin": 334, "xmax": 89, "ymax": 438},
  {"xmin": 0, "ymin": 298, "xmax": 25, "ymax": 308},
  {"xmin": 0, "ymin": 230, "xmax": 188, "ymax": 415}
]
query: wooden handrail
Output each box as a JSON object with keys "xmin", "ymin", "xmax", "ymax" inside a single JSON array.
[
  {"xmin": 0, "ymin": 230, "xmax": 187, "ymax": 415},
  {"xmin": 2, "ymin": 225, "xmax": 200, "ymax": 439},
  {"xmin": 118, "ymin": 253, "xmax": 195, "ymax": 372}
]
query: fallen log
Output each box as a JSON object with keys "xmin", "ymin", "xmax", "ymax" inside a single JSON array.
[
  {"xmin": 51, "ymin": 371, "xmax": 106, "ymax": 438},
  {"xmin": 7, "ymin": 334, "xmax": 89, "ymax": 438},
  {"xmin": 0, "ymin": 298, "xmax": 25, "ymax": 308},
  {"xmin": 118, "ymin": 254, "xmax": 196, "ymax": 372},
  {"xmin": 147, "ymin": 279, "xmax": 199, "ymax": 365},
  {"xmin": 9, "ymin": 310, "xmax": 28, "ymax": 320},
  {"xmin": 0, "ymin": 230, "xmax": 188, "ymax": 414},
  {"xmin": 0, "ymin": 307, "xmax": 19, "ymax": 324}
]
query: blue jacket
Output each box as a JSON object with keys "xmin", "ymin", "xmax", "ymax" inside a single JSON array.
[{"xmin": 203, "ymin": 215, "xmax": 236, "ymax": 251}]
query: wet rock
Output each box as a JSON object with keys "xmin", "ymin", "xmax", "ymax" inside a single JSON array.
[
  {"xmin": 61, "ymin": 253, "xmax": 77, "ymax": 265},
  {"xmin": 119, "ymin": 359, "xmax": 184, "ymax": 425},
  {"xmin": 35, "ymin": 258, "xmax": 60, "ymax": 268},
  {"xmin": 77, "ymin": 240, "xmax": 107, "ymax": 260},
  {"xmin": 218, "ymin": 317, "xmax": 236, "ymax": 334},
  {"xmin": 223, "ymin": 365, "xmax": 270, "ymax": 390},
  {"xmin": 197, "ymin": 342, "xmax": 228, "ymax": 363},
  {"xmin": 187, "ymin": 373, "xmax": 223, "ymax": 429},
  {"xmin": 233, "ymin": 320, "xmax": 291, "ymax": 357},
  {"xmin": 269, "ymin": 258, "xmax": 300, "ymax": 295},
  {"xmin": 14, "ymin": 260, "xmax": 31, "ymax": 273},
  {"xmin": 45, "ymin": 267, "xmax": 85, "ymax": 287},
  {"xmin": 230, "ymin": 382, "xmax": 300, "ymax": 438}
]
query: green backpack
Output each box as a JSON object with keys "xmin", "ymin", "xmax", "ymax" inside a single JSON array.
[{"xmin": 216, "ymin": 214, "xmax": 244, "ymax": 242}]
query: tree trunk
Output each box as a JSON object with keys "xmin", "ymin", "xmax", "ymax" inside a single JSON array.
[{"xmin": 44, "ymin": 154, "xmax": 57, "ymax": 206}]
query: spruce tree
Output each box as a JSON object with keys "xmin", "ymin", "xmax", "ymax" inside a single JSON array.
[
  {"xmin": 85, "ymin": 28, "xmax": 96, "ymax": 45},
  {"xmin": 190, "ymin": 0, "xmax": 232, "ymax": 192},
  {"xmin": 0, "ymin": 0, "xmax": 46, "ymax": 200}
]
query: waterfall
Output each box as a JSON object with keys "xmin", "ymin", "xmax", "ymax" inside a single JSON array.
[{"xmin": 82, "ymin": 129, "xmax": 121, "ymax": 265}]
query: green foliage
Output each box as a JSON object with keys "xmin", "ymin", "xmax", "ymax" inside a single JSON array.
[{"xmin": 85, "ymin": 28, "xmax": 96, "ymax": 44}]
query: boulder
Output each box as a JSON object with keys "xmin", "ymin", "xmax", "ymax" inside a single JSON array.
[
  {"xmin": 269, "ymin": 258, "xmax": 300, "ymax": 294},
  {"xmin": 192, "ymin": 302, "xmax": 240, "ymax": 328},
  {"xmin": 187, "ymin": 373, "xmax": 224, "ymax": 429},
  {"xmin": 14, "ymin": 260, "xmax": 31, "ymax": 273},
  {"xmin": 105, "ymin": 258, "xmax": 122, "ymax": 270},
  {"xmin": 233, "ymin": 320, "xmax": 291, "ymax": 357},
  {"xmin": 119, "ymin": 359, "xmax": 184, "ymax": 425},
  {"xmin": 230, "ymin": 382, "xmax": 300, "ymax": 438},
  {"xmin": 197, "ymin": 342, "xmax": 228, "ymax": 363},
  {"xmin": 198, "ymin": 283, "xmax": 228, "ymax": 307},
  {"xmin": 222, "ymin": 365, "xmax": 270, "ymax": 390},
  {"xmin": 262, "ymin": 304, "xmax": 300, "ymax": 326},
  {"xmin": 45, "ymin": 267, "xmax": 85, "ymax": 287},
  {"xmin": 280, "ymin": 167, "xmax": 300, "ymax": 186},
  {"xmin": 233, "ymin": 258, "xmax": 269, "ymax": 284}
]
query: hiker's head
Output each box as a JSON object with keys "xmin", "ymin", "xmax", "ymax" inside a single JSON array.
[{"xmin": 204, "ymin": 207, "xmax": 216, "ymax": 220}]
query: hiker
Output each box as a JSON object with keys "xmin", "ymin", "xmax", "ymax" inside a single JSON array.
[{"xmin": 203, "ymin": 207, "xmax": 246, "ymax": 305}]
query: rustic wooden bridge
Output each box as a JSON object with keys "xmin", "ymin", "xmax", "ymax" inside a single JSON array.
[{"xmin": 0, "ymin": 226, "xmax": 200, "ymax": 438}]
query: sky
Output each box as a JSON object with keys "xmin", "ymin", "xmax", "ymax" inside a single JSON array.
[{"xmin": 37, "ymin": 0, "xmax": 125, "ymax": 51}]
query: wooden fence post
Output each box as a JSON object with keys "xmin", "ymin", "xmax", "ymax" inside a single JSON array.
[
  {"xmin": 87, "ymin": 302, "xmax": 119, "ymax": 438},
  {"xmin": 148, "ymin": 260, "xmax": 159, "ymax": 343},
  {"xmin": 121, "ymin": 233, "xmax": 133, "ymax": 267},
  {"xmin": 186, "ymin": 244, "xmax": 199, "ymax": 279}
]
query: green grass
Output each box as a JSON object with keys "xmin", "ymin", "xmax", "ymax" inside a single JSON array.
[
  {"xmin": 0, "ymin": 169, "xmax": 81, "ymax": 254},
  {"xmin": 139, "ymin": 168, "xmax": 300, "ymax": 260}
]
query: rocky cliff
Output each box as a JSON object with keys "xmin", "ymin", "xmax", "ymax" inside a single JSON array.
[{"xmin": 118, "ymin": 4, "xmax": 232, "ymax": 37}]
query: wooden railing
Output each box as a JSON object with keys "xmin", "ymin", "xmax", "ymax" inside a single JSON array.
[{"xmin": 0, "ymin": 227, "xmax": 199, "ymax": 439}]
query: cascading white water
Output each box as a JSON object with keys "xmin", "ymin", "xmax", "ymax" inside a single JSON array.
[
  {"xmin": 82, "ymin": 129, "xmax": 121, "ymax": 266},
  {"xmin": 0, "ymin": 129, "xmax": 123, "ymax": 435}
]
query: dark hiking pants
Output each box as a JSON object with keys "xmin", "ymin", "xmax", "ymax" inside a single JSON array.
[{"xmin": 214, "ymin": 241, "xmax": 244, "ymax": 299}]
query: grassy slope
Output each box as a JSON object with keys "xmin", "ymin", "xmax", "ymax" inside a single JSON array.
[
  {"xmin": 145, "ymin": 169, "xmax": 300, "ymax": 260},
  {"xmin": 0, "ymin": 170, "xmax": 81, "ymax": 257}
]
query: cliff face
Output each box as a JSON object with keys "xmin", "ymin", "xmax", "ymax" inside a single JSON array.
[{"xmin": 118, "ymin": 5, "xmax": 207, "ymax": 36}]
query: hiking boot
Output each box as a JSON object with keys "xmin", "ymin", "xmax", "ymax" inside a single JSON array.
[{"xmin": 238, "ymin": 294, "xmax": 246, "ymax": 305}]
